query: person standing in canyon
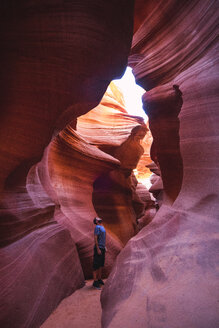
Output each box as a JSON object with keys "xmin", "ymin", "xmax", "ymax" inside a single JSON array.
[{"xmin": 92, "ymin": 217, "xmax": 106, "ymax": 289}]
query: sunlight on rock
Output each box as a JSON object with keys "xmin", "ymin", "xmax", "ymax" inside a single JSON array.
[{"xmin": 113, "ymin": 67, "xmax": 147, "ymax": 122}]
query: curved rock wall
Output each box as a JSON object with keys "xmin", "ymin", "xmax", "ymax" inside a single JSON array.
[
  {"xmin": 48, "ymin": 124, "xmax": 121, "ymax": 278},
  {"xmin": 0, "ymin": 1, "xmax": 136, "ymax": 327},
  {"xmin": 145, "ymin": 84, "xmax": 183, "ymax": 202},
  {"xmin": 2, "ymin": 1, "xmax": 217, "ymax": 327},
  {"xmin": 101, "ymin": 1, "xmax": 219, "ymax": 327},
  {"xmin": 77, "ymin": 83, "xmax": 152, "ymax": 246},
  {"xmin": 0, "ymin": 0, "xmax": 134, "ymax": 192}
]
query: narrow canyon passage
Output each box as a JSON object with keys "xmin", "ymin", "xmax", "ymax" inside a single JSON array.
[{"xmin": 0, "ymin": 1, "xmax": 218, "ymax": 328}]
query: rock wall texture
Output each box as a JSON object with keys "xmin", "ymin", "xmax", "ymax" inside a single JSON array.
[
  {"xmin": 0, "ymin": 1, "xmax": 137, "ymax": 327},
  {"xmin": 62, "ymin": 83, "xmax": 150, "ymax": 276},
  {"xmin": 2, "ymin": 1, "xmax": 218, "ymax": 327},
  {"xmin": 77, "ymin": 82, "xmax": 152, "ymax": 235},
  {"xmin": 101, "ymin": 1, "xmax": 219, "ymax": 327}
]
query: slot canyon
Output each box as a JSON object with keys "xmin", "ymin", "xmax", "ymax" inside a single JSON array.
[{"xmin": 0, "ymin": 1, "xmax": 218, "ymax": 327}]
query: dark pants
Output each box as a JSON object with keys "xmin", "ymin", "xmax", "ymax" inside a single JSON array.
[{"xmin": 93, "ymin": 246, "xmax": 105, "ymax": 270}]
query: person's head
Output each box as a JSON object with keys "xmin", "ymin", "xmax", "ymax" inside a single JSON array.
[{"xmin": 93, "ymin": 217, "xmax": 103, "ymax": 225}]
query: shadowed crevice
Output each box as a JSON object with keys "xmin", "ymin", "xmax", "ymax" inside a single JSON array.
[{"xmin": 144, "ymin": 84, "xmax": 183, "ymax": 203}]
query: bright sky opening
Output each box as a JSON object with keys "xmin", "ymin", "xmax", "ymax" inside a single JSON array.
[{"xmin": 113, "ymin": 67, "xmax": 148, "ymax": 122}]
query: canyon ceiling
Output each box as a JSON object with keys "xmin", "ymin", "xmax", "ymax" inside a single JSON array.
[{"xmin": 0, "ymin": 1, "xmax": 218, "ymax": 328}]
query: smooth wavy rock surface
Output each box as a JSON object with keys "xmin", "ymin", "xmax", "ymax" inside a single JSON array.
[
  {"xmin": 0, "ymin": 224, "xmax": 84, "ymax": 328},
  {"xmin": 48, "ymin": 83, "xmax": 151, "ymax": 277},
  {"xmin": 78, "ymin": 82, "xmax": 152, "ymax": 178},
  {"xmin": 48, "ymin": 125, "xmax": 121, "ymax": 278},
  {"xmin": 101, "ymin": 1, "xmax": 219, "ymax": 327},
  {"xmin": 77, "ymin": 83, "xmax": 146, "ymax": 153},
  {"xmin": 0, "ymin": 0, "xmax": 135, "ymax": 192},
  {"xmin": 0, "ymin": 1, "xmax": 135, "ymax": 327}
]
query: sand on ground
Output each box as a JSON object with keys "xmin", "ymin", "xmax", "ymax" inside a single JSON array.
[{"xmin": 40, "ymin": 280, "xmax": 102, "ymax": 328}]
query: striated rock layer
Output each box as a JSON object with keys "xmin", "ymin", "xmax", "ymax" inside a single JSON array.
[
  {"xmin": 51, "ymin": 83, "xmax": 151, "ymax": 278},
  {"xmin": 101, "ymin": 1, "xmax": 219, "ymax": 327},
  {"xmin": 48, "ymin": 123, "xmax": 121, "ymax": 279},
  {"xmin": 0, "ymin": 225, "xmax": 84, "ymax": 328},
  {"xmin": 0, "ymin": 1, "xmax": 136, "ymax": 327}
]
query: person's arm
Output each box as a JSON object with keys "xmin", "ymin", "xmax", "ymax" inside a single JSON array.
[
  {"xmin": 105, "ymin": 232, "xmax": 107, "ymax": 252},
  {"xmin": 94, "ymin": 232, "xmax": 101, "ymax": 255}
]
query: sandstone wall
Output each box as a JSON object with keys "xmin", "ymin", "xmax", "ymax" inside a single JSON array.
[
  {"xmin": 0, "ymin": 1, "xmax": 136, "ymax": 327},
  {"xmin": 101, "ymin": 1, "xmax": 219, "ymax": 327},
  {"xmin": 63, "ymin": 83, "xmax": 150, "ymax": 276}
]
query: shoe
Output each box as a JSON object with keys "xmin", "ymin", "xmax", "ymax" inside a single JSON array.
[
  {"xmin": 98, "ymin": 279, "xmax": 104, "ymax": 285},
  {"xmin": 93, "ymin": 280, "xmax": 101, "ymax": 289}
]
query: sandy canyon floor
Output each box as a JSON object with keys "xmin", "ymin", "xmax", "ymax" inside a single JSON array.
[{"xmin": 41, "ymin": 280, "xmax": 102, "ymax": 328}]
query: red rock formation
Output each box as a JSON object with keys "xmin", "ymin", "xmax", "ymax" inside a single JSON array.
[
  {"xmin": 77, "ymin": 83, "xmax": 152, "ymax": 247},
  {"xmin": 147, "ymin": 162, "xmax": 164, "ymax": 208},
  {"xmin": 101, "ymin": 1, "xmax": 219, "ymax": 327},
  {"xmin": 3, "ymin": 1, "xmax": 218, "ymax": 327},
  {"xmin": 0, "ymin": 225, "xmax": 84, "ymax": 328},
  {"xmin": 144, "ymin": 84, "xmax": 183, "ymax": 202},
  {"xmin": 135, "ymin": 181, "xmax": 156, "ymax": 230},
  {"xmin": 114, "ymin": 124, "xmax": 147, "ymax": 170},
  {"xmin": 0, "ymin": 1, "xmax": 136, "ymax": 327},
  {"xmin": 0, "ymin": 0, "xmax": 134, "ymax": 193},
  {"xmin": 77, "ymin": 82, "xmax": 152, "ymax": 180},
  {"xmin": 77, "ymin": 82, "xmax": 145, "ymax": 148},
  {"xmin": 135, "ymin": 124, "xmax": 153, "ymax": 181},
  {"xmin": 48, "ymin": 124, "xmax": 121, "ymax": 278},
  {"xmin": 77, "ymin": 83, "xmax": 150, "ymax": 260}
]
